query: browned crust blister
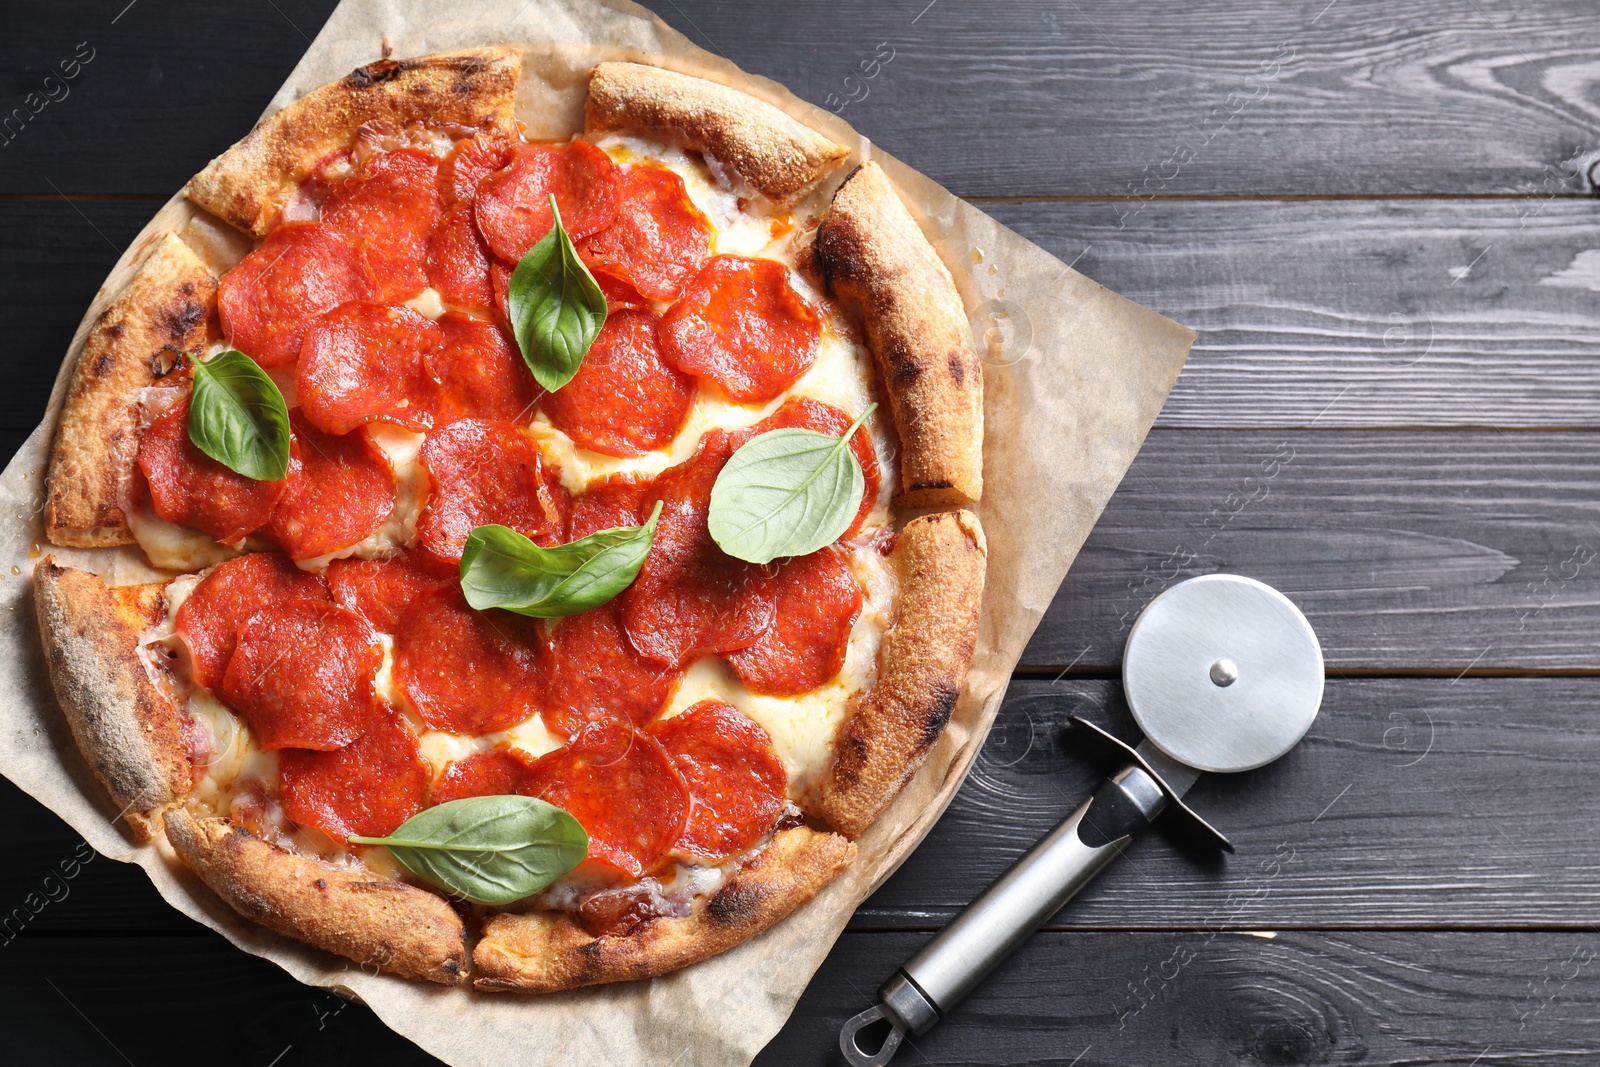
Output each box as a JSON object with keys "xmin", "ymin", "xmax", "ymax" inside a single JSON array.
[
  {"xmin": 817, "ymin": 161, "xmax": 984, "ymax": 507},
  {"xmin": 586, "ymin": 62, "xmax": 849, "ymax": 202},
  {"xmin": 163, "ymin": 808, "xmax": 467, "ymax": 985},
  {"xmin": 186, "ymin": 47, "xmax": 521, "ymax": 237},
  {"xmin": 45, "ymin": 234, "xmax": 215, "ymax": 548},
  {"xmin": 33, "ymin": 559, "xmax": 191, "ymax": 841},
  {"xmin": 821, "ymin": 512, "xmax": 987, "ymax": 838},
  {"xmin": 472, "ymin": 826, "xmax": 854, "ymax": 993}
]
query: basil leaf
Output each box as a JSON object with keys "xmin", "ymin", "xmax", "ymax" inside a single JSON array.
[
  {"xmin": 348, "ymin": 795, "xmax": 588, "ymax": 906},
  {"xmin": 506, "ymin": 193, "xmax": 607, "ymax": 392},
  {"xmin": 187, "ymin": 349, "xmax": 291, "ymax": 481},
  {"xmin": 708, "ymin": 404, "xmax": 876, "ymax": 565},
  {"xmin": 459, "ymin": 500, "xmax": 663, "ymax": 617}
]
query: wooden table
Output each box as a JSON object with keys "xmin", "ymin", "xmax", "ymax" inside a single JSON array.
[{"xmin": 5, "ymin": 2, "xmax": 1598, "ymax": 1063}]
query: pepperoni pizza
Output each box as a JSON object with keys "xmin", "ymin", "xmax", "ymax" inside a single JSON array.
[{"xmin": 34, "ymin": 49, "xmax": 985, "ymax": 991}]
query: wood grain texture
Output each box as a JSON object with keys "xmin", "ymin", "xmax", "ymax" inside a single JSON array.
[
  {"xmin": 862, "ymin": 679, "xmax": 1600, "ymax": 929},
  {"xmin": 0, "ymin": 200, "xmax": 158, "ymax": 431},
  {"xmin": 6, "ymin": 1, "xmax": 1600, "ymax": 198},
  {"xmin": 0, "ymin": 935, "xmax": 446, "ymax": 1066},
  {"xmin": 0, "ymin": 1, "xmax": 338, "ymax": 196},
  {"xmin": 1, "ymin": 930, "xmax": 1595, "ymax": 1066},
  {"xmin": 760, "ymin": 930, "xmax": 1600, "ymax": 1066},
  {"xmin": 1024, "ymin": 429, "xmax": 1600, "ymax": 670},
  {"xmin": 985, "ymin": 198, "xmax": 1600, "ymax": 428}
]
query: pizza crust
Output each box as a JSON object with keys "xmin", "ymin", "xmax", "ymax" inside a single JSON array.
[
  {"xmin": 45, "ymin": 234, "xmax": 215, "ymax": 548},
  {"xmin": 33, "ymin": 560, "xmax": 192, "ymax": 841},
  {"xmin": 815, "ymin": 162, "xmax": 984, "ymax": 507},
  {"xmin": 186, "ymin": 47, "xmax": 521, "ymax": 237},
  {"xmin": 821, "ymin": 511, "xmax": 986, "ymax": 838},
  {"xmin": 163, "ymin": 808, "xmax": 468, "ymax": 985},
  {"xmin": 472, "ymin": 825, "xmax": 854, "ymax": 992},
  {"xmin": 585, "ymin": 62, "xmax": 849, "ymax": 202}
]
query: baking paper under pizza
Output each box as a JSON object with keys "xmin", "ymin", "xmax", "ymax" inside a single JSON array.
[{"xmin": 33, "ymin": 48, "xmax": 987, "ymax": 990}]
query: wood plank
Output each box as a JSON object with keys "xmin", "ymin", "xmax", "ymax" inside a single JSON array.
[
  {"xmin": 0, "ymin": 935, "xmax": 444, "ymax": 1065},
  {"xmin": 985, "ymin": 198, "xmax": 1600, "ymax": 428},
  {"xmin": 6, "ymin": 1, "xmax": 1599, "ymax": 198},
  {"xmin": 2, "ymin": 929, "xmax": 1594, "ymax": 1065},
  {"xmin": 647, "ymin": 0, "xmax": 1600, "ymax": 200},
  {"xmin": 0, "ymin": 199, "xmax": 159, "ymax": 431},
  {"xmin": 861, "ymin": 679, "xmax": 1600, "ymax": 929},
  {"xmin": 760, "ymin": 930, "xmax": 1600, "ymax": 1066},
  {"xmin": 0, "ymin": 775, "xmax": 191, "ymax": 935},
  {"xmin": 0, "ymin": 0, "xmax": 336, "ymax": 195},
  {"xmin": 1024, "ymin": 428, "xmax": 1600, "ymax": 671},
  {"xmin": 7, "ymin": 679, "xmax": 1598, "ymax": 933}
]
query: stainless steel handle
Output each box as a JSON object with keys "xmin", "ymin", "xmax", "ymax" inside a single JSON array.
[{"xmin": 840, "ymin": 764, "xmax": 1170, "ymax": 1066}]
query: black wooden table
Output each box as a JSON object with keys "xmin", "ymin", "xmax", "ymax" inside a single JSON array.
[{"xmin": 5, "ymin": 2, "xmax": 1600, "ymax": 1063}]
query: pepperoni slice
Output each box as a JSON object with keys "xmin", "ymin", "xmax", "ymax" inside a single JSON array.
[
  {"xmin": 544, "ymin": 604, "xmax": 683, "ymax": 738},
  {"xmin": 280, "ymin": 707, "xmax": 430, "ymax": 840},
  {"xmin": 136, "ymin": 396, "xmax": 287, "ymax": 544},
  {"xmin": 733, "ymin": 396, "xmax": 881, "ymax": 539},
  {"xmin": 426, "ymin": 312, "xmax": 537, "ymax": 425},
  {"xmin": 326, "ymin": 549, "xmax": 455, "ymax": 634},
  {"xmin": 473, "ymin": 140, "xmax": 620, "ymax": 262},
  {"xmin": 538, "ymin": 308, "xmax": 693, "ymax": 457},
  {"xmin": 427, "ymin": 201, "xmax": 495, "ymax": 312},
  {"xmin": 295, "ymin": 148, "xmax": 353, "ymax": 206},
  {"xmin": 176, "ymin": 552, "xmax": 330, "ymax": 691},
  {"xmin": 438, "ymin": 134, "xmax": 513, "ymax": 206},
  {"xmin": 648, "ymin": 701, "xmax": 787, "ymax": 859},
  {"xmin": 521, "ymin": 722, "xmax": 688, "ymax": 878},
  {"xmin": 218, "ymin": 222, "xmax": 378, "ymax": 368},
  {"xmin": 431, "ymin": 747, "xmax": 536, "ymax": 805},
  {"xmin": 220, "ymin": 600, "xmax": 384, "ymax": 751},
  {"xmin": 298, "ymin": 302, "xmax": 443, "ymax": 435},
  {"xmin": 415, "ymin": 419, "xmax": 568, "ymax": 566},
  {"xmin": 580, "ymin": 164, "xmax": 713, "ymax": 301},
  {"xmin": 568, "ymin": 472, "xmax": 658, "ymax": 540},
  {"xmin": 658, "ymin": 256, "xmax": 821, "ymax": 403},
  {"xmin": 725, "ymin": 548, "xmax": 862, "ymax": 696},
  {"xmin": 620, "ymin": 431, "xmax": 778, "ymax": 667},
  {"xmin": 392, "ymin": 587, "xmax": 548, "ymax": 735},
  {"xmin": 489, "ymin": 257, "xmax": 514, "ymax": 328},
  {"xmin": 594, "ymin": 269, "xmax": 651, "ymax": 312},
  {"xmin": 320, "ymin": 148, "xmax": 443, "ymax": 301},
  {"xmin": 263, "ymin": 410, "xmax": 396, "ymax": 560}
]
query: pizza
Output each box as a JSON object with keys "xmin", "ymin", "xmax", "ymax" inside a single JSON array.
[{"xmin": 33, "ymin": 48, "xmax": 985, "ymax": 992}]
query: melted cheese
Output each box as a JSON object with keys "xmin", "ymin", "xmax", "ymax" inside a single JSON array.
[
  {"xmin": 373, "ymin": 540, "xmax": 895, "ymax": 800},
  {"xmin": 294, "ymin": 426, "xmax": 427, "ymax": 570},
  {"xmin": 596, "ymin": 135, "xmax": 777, "ymax": 258},
  {"xmin": 136, "ymin": 573, "xmax": 280, "ymax": 808},
  {"xmin": 127, "ymin": 504, "xmax": 252, "ymax": 572},
  {"xmin": 531, "ymin": 321, "xmax": 888, "ymax": 499},
  {"xmin": 372, "ymin": 630, "xmax": 567, "ymax": 780},
  {"xmin": 672, "ymin": 545, "xmax": 896, "ymax": 796},
  {"xmin": 149, "ymin": 131, "xmax": 899, "ymax": 856},
  {"xmin": 404, "ymin": 287, "xmax": 447, "ymax": 320}
]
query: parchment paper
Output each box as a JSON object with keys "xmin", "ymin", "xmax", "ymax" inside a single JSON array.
[{"xmin": 0, "ymin": 1, "xmax": 1194, "ymax": 1063}]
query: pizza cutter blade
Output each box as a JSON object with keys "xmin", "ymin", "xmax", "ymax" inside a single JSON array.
[{"xmin": 838, "ymin": 574, "xmax": 1323, "ymax": 1066}]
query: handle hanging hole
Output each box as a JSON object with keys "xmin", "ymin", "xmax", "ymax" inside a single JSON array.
[{"xmin": 839, "ymin": 1004, "xmax": 906, "ymax": 1067}]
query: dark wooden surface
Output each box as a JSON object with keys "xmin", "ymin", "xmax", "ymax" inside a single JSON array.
[{"xmin": 4, "ymin": 1, "xmax": 1599, "ymax": 1064}]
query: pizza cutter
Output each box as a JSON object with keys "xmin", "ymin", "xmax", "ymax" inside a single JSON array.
[{"xmin": 839, "ymin": 574, "xmax": 1323, "ymax": 1065}]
